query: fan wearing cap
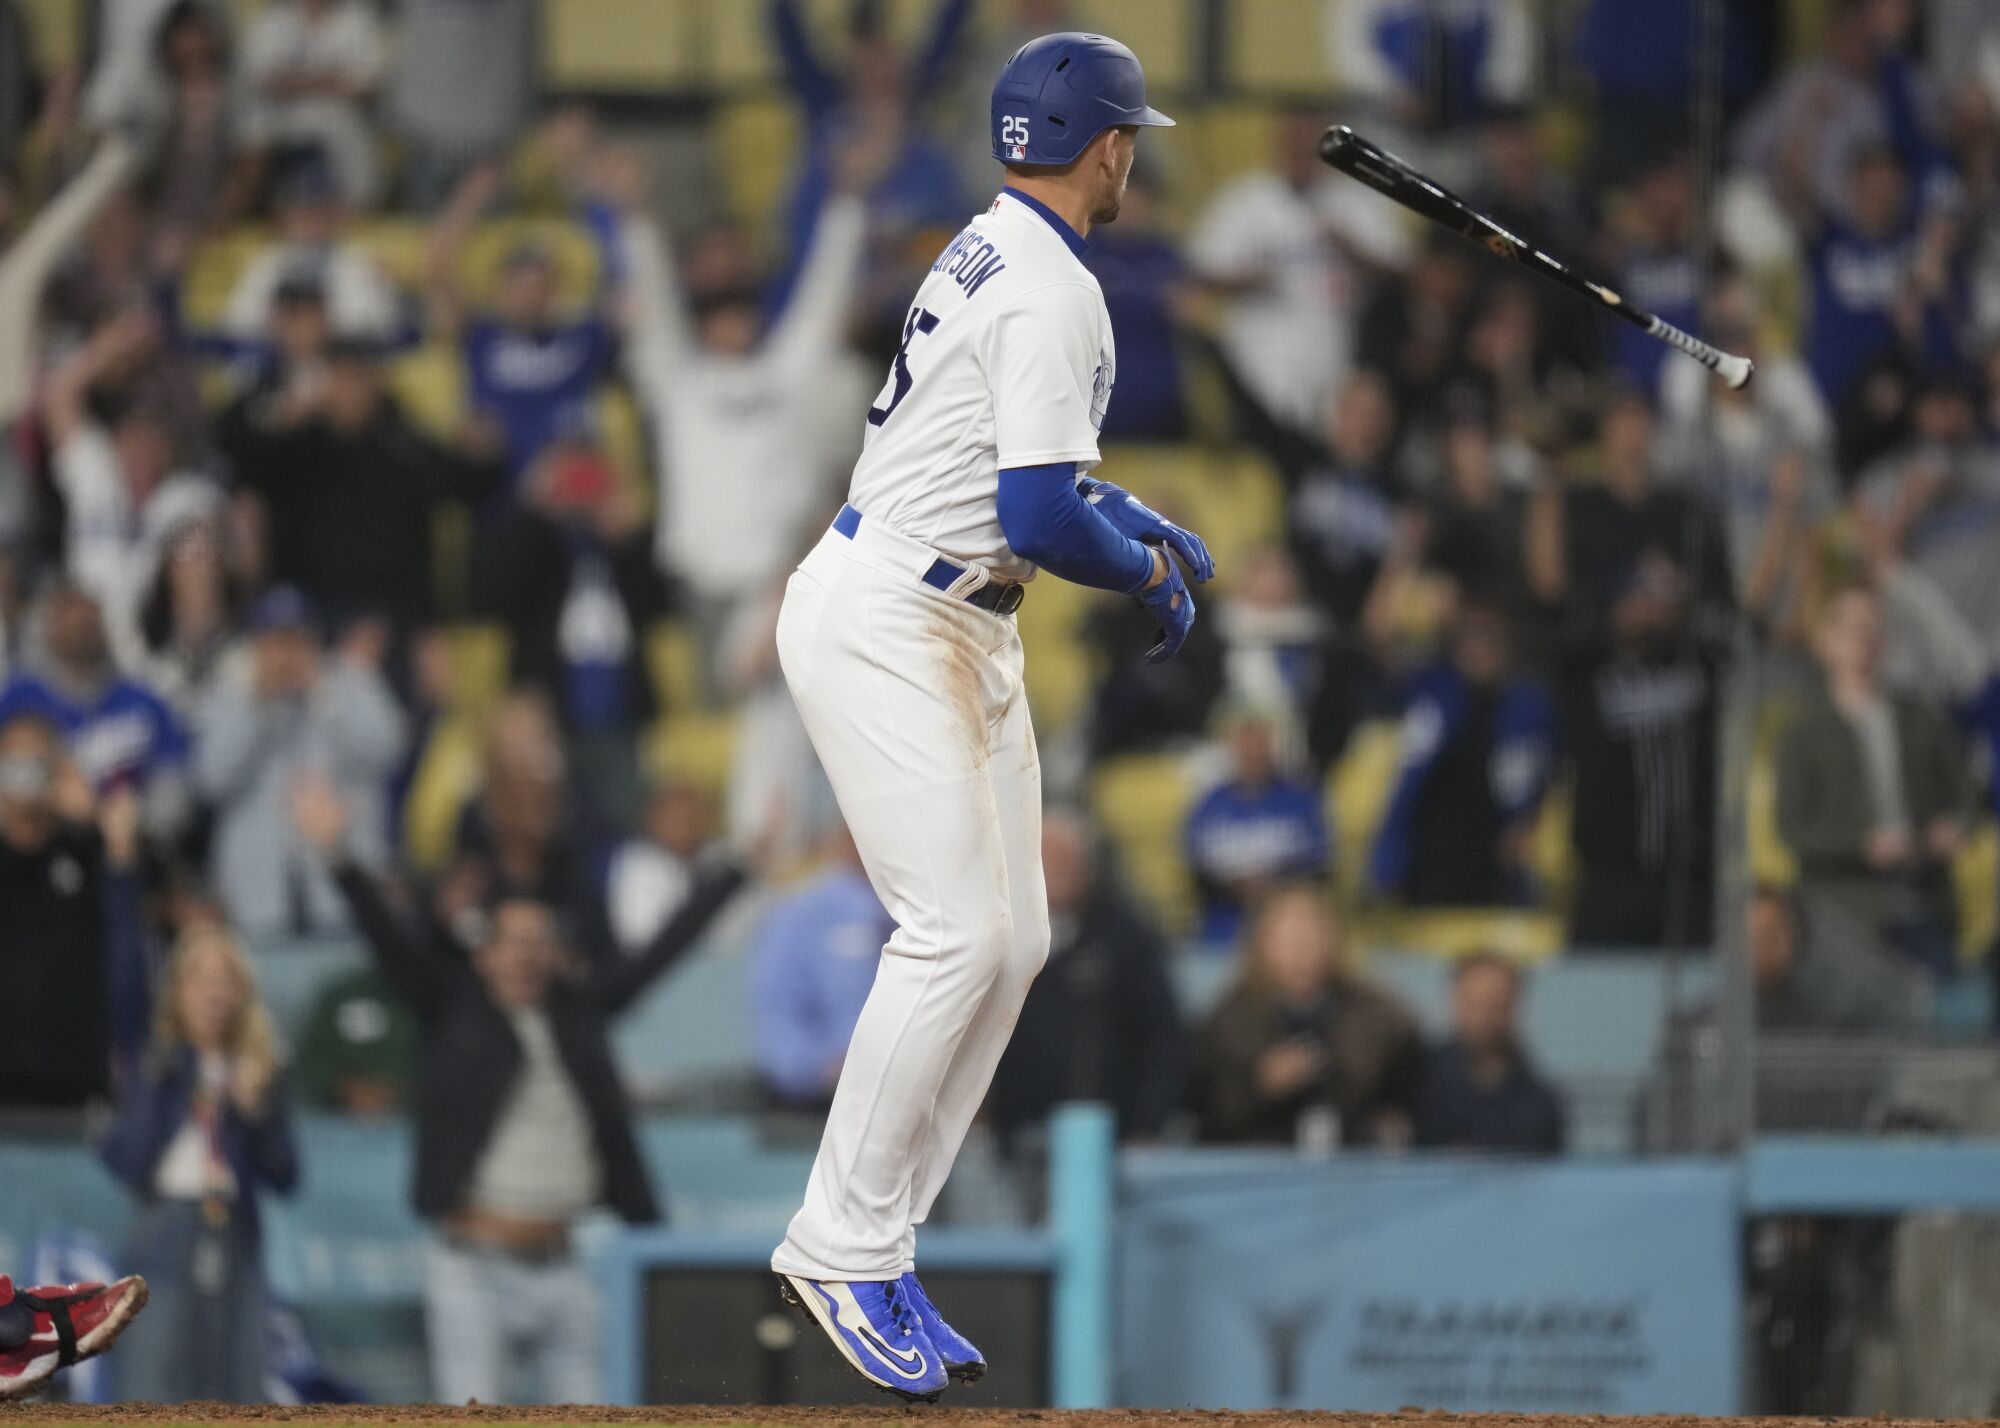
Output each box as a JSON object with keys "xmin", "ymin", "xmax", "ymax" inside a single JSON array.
[
  {"xmin": 219, "ymin": 161, "xmax": 401, "ymax": 344},
  {"xmin": 191, "ymin": 584, "xmax": 405, "ymax": 940},
  {"xmin": 766, "ymin": 34, "xmax": 1211, "ymax": 1398}
]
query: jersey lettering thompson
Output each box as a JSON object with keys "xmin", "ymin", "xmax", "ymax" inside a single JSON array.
[{"xmin": 844, "ymin": 189, "xmax": 1116, "ymax": 583}]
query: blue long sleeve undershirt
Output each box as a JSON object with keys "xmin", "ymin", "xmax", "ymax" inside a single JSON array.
[{"xmin": 996, "ymin": 463, "xmax": 1157, "ymax": 594}]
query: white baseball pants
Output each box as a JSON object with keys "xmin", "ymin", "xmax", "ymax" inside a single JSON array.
[{"xmin": 769, "ymin": 517, "xmax": 1049, "ymax": 1281}]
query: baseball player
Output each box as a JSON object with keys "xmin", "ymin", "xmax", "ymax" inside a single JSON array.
[{"xmin": 771, "ymin": 33, "xmax": 1212, "ymax": 1399}]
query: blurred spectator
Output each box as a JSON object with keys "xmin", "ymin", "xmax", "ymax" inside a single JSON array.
[
  {"xmin": 425, "ymin": 161, "xmax": 621, "ymax": 485},
  {"xmin": 1601, "ymin": 153, "xmax": 1703, "ymax": 396},
  {"xmin": 1328, "ymin": 0, "xmax": 1537, "ymax": 188},
  {"xmin": 1214, "ymin": 545, "xmax": 1352, "ymax": 769},
  {"xmin": 1776, "ymin": 584, "xmax": 1974, "ymax": 976},
  {"xmin": 137, "ymin": 510, "xmax": 249, "ymax": 718},
  {"xmin": 447, "ymin": 690, "xmax": 613, "ymax": 959},
  {"xmin": 1555, "ymin": 550, "xmax": 1723, "ymax": 947},
  {"xmin": 0, "ymin": 720, "xmax": 146, "ymax": 1109},
  {"xmin": 0, "ymin": 581, "xmax": 192, "ymax": 834},
  {"xmin": 1081, "ymin": 580, "xmax": 1226, "ymax": 762},
  {"xmin": 131, "ymin": 0, "xmax": 267, "ymax": 247},
  {"xmin": 40, "ymin": 311, "xmax": 221, "ymax": 664},
  {"xmin": 1190, "ymin": 108, "xmax": 1408, "ymax": 430},
  {"xmin": 1735, "ymin": 0, "xmax": 1949, "ymax": 225},
  {"xmin": 1082, "ymin": 165, "xmax": 1190, "ymax": 441},
  {"xmin": 0, "ymin": 0, "xmax": 31, "ymax": 183},
  {"xmin": 1660, "ymin": 279, "xmax": 1833, "ymax": 643},
  {"xmin": 619, "ymin": 153, "xmax": 870, "ymax": 656},
  {"xmin": 1207, "ymin": 335, "xmax": 1408, "ymax": 627},
  {"xmin": 1748, "ymin": 885, "xmax": 1930, "ymax": 1032},
  {"xmin": 243, "ymin": 0, "xmax": 385, "ymax": 207},
  {"xmin": 1854, "ymin": 379, "xmax": 2000, "ymax": 649},
  {"xmin": 1355, "ymin": 234, "xmax": 1477, "ymax": 430},
  {"xmin": 212, "ymin": 269, "xmax": 333, "ymax": 446},
  {"xmin": 488, "ymin": 432, "xmax": 665, "ymax": 826},
  {"xmin": 766, "ymin": 0, "xmax": 973, "ymax": 346},
  {"xmin": 1412, "ymin": 404, "xmax": 1533, "ymax": 612},
  {"xmin": 292, "ymin": 774, "xmax": 745, "ymax": 1407},
  {"xmin": 102, "ymin": 925, "xmax": 297, "ymax": 1404},
  {"xmin": 1191, "ymin": 886, "xmax": 1422, "ymax": 1147},
  {"xmin": 1184, "ymin": 704, "xmax": 1332, "ymax": 947},
  {"xmin": 987, "ymin": 808, "xmax": 1186, "ymax": 1152},
  {"xmin": 1526, "ymin": 387, "xmax": 1735, "ymax": 623},
  {"xmin": 1803, "ymin": 146, "xmax": 1958, "ymax": 407},
  {"xmin": 388, "ymin": 0, "xmax": 536, "ymax": 210},
  {"xmin": 227, "ymin": 336, "xmax": 503, "ymax": 634},
  {"xmin": 220, "ymin": 162, "xmax": 399, "ymax": 342},
  {"xmin": 749, "ymin": 826, "xmax": 891, "ymax": 1109},
  {"xmin": 293, "ymin": 964, "xmax": 415, "ymax": 1115},
  {"xmin": 192, "ymin": 585, "xmax": 405, "ymax": 939},
  {"xmin": 1413, "ymin": 952, "xmax": 1565, "ymax": 1153},
  {"xmin": 1370, "ymin": 599, "xmax": 1554, "ymax": 908},
  {"xmin": 1577, "ymin": 0, "xmax": 1773, "ymax": 181},
  {"xmin": 606, "ymin": 778, "xmax": 716, "ymax": 957}
]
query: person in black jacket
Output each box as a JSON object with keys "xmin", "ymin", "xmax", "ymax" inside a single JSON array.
[
  {"xmin": 1412, "ymin": 952, "xmax": 1565, "ymax": 1154},
  {"xmin": 987, "ymin": 808, "xmax": 1186, "ymax": 1157},
  {"xmin": 290, "ymin": 772, "xmax": 745, "ymax": 1406}
]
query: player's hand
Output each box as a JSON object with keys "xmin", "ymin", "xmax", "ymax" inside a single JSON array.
[
  {"xmin": 1137, "ymin": 551, "xmax": 1196, "ymax": 664},
  {"xmin": 1083, "ymin": 478, "xmax": 1214, "ymax": 583}
]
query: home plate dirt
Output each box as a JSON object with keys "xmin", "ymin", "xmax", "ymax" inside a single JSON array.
[{"xmin": 0, "ymin": 1409, "xmax": 1988, "ymax": 1428}]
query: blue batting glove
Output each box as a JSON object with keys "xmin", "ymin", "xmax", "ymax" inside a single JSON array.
[
  {"xmin": 1081, "ymin": 478, "xmax": 1215, "ymax": 583},
  {"xmin": 1136, "ymin": 553, "xmax": 1196, "ymax": 664}
]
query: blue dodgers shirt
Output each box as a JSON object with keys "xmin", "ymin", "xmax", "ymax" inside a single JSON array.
[
  {"xmin": 0, "ymin": 673, "xmax": 189, "ymax": 789},
  {"xmin": 747, "ymin": 864, "xmax": 894, "ymax": 1103},
  {"xmin": 1184, "ymin": 778, "xmax": 1333, "ymax": 945},
  {"xmin": 463, "ymin": 317, "xmax": 617, "ymax": 476}
]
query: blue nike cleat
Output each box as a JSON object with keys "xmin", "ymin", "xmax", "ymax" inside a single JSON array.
[
  {"xmin": 899, "ymin": 1272, "xmax": 985, "ymax": 1382},
  {"xmin": 778, "ymin": 1274, "xmax": 949, "ymax": 1400}
]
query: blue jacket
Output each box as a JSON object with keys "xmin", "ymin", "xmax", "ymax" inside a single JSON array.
[
  {"xmin": 1370, "ymin": 664, "xmax": 1554, "ymax": 901},
  {"xmin": 100, "ymin": 1047, "xmax": 300, "ymax": 1236},
  {"xmin": 1184, "ymin": 779, "xmax": 1332, "ymax": 945},
  {"xmin": 748, "ymin": 865, "xmax": 893, "ymax": 1104}
]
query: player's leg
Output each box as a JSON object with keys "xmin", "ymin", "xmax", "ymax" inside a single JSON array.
[
  {"xmin": 768, "ymin": 547, "xmax": 1014, "ymax": 1396},
  {"xmin": 891, "ymin": 635, "xmax": 1048, "ymax": 1380}
]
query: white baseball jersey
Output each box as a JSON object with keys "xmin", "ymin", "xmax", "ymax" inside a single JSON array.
[{"xmin": 844, "ymin": 188, "xmax": 1115, "ymax": 583}]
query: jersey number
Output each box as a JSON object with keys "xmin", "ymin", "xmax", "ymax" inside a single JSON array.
[{"xmin": 867, "ymin": 307, "xmax": 942, "ymax": 427}]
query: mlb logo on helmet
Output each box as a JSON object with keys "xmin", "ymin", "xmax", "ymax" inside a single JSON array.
[{"xmin": 1007, "ymin": 142, "xmax": 1027, "ymax": 161}]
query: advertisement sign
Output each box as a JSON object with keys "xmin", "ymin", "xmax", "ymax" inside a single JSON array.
[{"xmin": 1116, "ymin": 1153, "xmax": 1739, "ymax": 1414}]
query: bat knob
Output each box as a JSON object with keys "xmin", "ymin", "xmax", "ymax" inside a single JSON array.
[
  {"xmin": 1716, "ymin": 354, "xmax": 1755, "ymax": 391},
  {"xmin": 1319, "ymin": 125, "xmax": 1356, "ymax": 164}
]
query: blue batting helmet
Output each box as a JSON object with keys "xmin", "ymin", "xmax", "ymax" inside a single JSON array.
[{"xmin": 990, "ymin": 32, "xmax": 1174, "ymax": 168}]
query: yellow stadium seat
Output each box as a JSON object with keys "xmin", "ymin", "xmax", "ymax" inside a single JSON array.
[
  {"xmin": 541, "ymin": 0, "xmax": 703, "ymax": 92},
  {"xmin": 348, "ymin": 219, "xmax": 429, "ymax": 291},
  {"xmin": 400, "ymin": 711, "xmax": 486, "ymax": 873},
  {"xmin": 445, "ymin": 623, "xmax": 511, "ymax": 714},
  {"xmin": 717, "ymin": 98, "xmax": 803, "ymax": 235},
  {"xmin": 1015, "ymin": 574, "xmax": 1094, "ymax": 733},
  {"xmin": 1091, "ymin": 752, "xmax": 1198, "ymax": 935},
  {"xmin": 1528, "ymin": 780, "xmax": 1574, "ymax": 903},
  {"xmin": 386, "ymin": 343, "xmax": 467, "ymax": 439},
  {"xmin": 1326, "ymin": 719, "xmax": 1402, "ymax": 901},
  {"xmin": 1227, "ymin": 0, "xmax": 1337, "ymax": 95},
  {"xmin": 1075, "ymin": 0, "xmax": 1195, "ymax": 93},
  {"xmin": 643, "ymin": 619, "xmax": 706, "ymax": 716},
  {"xmin": 182, "ymin": 228, "xmax": 275, "ymax": 331},
  {"xmin": 17, "ymin": 0, "xmax": 80, "ymax": 68},
  {"xmin": 1957, "ymin": 821, "xmax": 1999, "ymax": 966},
  {"xmin": 645, "ymin": 711, "xmax": 738, "ymax": 794},
  {"xmin": 593, "ymin": 386, "xmax": 653, "ymax": 505},
  {"xmin": 1349, "ymin": 907, "xmax": 1564, "ymax": 962}
]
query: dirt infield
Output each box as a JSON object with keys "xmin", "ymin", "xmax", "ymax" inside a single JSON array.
[{"xmin": 0, "ymin": 1409, "xmax": 1985, "ymax": 1428}]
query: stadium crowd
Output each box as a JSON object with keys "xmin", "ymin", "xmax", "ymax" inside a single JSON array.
[{"xmin": 4, "ymin": 0, "xmax": 2000, "ymax": 1404}]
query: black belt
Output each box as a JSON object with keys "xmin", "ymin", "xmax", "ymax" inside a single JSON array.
[{"xmin": 832, "ymin": 504, "xmax": 1025, "ymax": 616}]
